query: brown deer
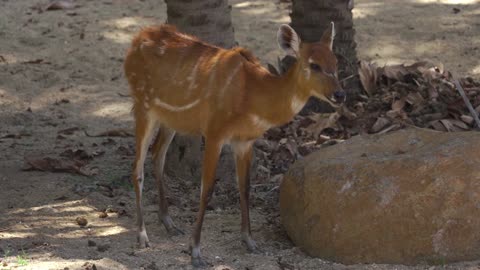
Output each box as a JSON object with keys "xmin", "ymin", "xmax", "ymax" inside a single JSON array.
[{"xmin": 124, "ymin": 23, "xmax": 345, "ymax": 267}]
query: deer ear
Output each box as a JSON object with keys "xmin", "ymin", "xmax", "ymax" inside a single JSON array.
[
  {"xmin": 277, "ymin": 24, "xmax": 300, "ymax": 56},
  {"xmin": 320, "ymin": 21, "xmax": 335, "ymax": 50}
]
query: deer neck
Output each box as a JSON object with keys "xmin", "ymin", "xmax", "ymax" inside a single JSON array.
[{"xmin": 249, "ymin": 61, "xmax": 311, "ymax": 126}]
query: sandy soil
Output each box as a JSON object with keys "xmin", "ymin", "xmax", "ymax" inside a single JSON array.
[{"xmin": 1, "ymin": 0, "xmax": 479, "ymax": 269}]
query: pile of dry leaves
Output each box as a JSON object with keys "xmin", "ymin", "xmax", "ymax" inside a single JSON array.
[
  {"xmin": 355, "ymin": 60, "xmax": 480, "ymax": 133},
  {"xmin": 254, "ymin": 60, "xmax": 480, "ymax": 181}
]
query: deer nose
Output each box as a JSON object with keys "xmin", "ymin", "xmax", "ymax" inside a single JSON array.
[{"xmin": 333, "ymin": 90, "xmax": 346, "ymax": 103}]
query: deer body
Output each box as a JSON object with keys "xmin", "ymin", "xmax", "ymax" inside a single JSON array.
[
  {"xmin": 125, "ymin": 24, "xmax": 344, "ymax": 267},
  {"xmin": 126, "ymin": 26, "xmax": 313, "ymax": 139}
]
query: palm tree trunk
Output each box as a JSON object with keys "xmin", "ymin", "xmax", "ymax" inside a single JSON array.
[
  {"xmin": 163, "ymin": 0, "xmax": 236, "ymax": 181},
  {"xmin": 290, "ymin": 0, "xmax": 359, "ymax": 113}
]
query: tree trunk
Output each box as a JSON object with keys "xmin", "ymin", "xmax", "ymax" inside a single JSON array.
[
  {"xmin": 163, "ymin": 0, "xmax": 236, "ymax": 182},
  {"xmin": 290, "ymin": 0, "xmax": 360, "ymax": 113}
]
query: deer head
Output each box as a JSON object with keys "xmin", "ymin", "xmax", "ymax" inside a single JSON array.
[{"xmin": 277, "ymin": 22, "xmax": 346, "ymax": 106}]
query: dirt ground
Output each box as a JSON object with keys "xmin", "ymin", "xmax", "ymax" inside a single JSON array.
[{"xmin": 1, "ymin": 0, "xmax": 480, "ymax": 269}]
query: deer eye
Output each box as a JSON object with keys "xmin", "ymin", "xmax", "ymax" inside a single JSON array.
[{"xmin": 309, "ymin": 63, "xmax": 322, "ymax": 72}]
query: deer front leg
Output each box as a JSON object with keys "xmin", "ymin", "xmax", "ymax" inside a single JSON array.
[
  {"xmin": 191, "ymin": 137, "xmax": 223, "ymax": 268},
  {"xmin": 232, "ymin": 140, "xmax": 260, "ymax": 253}
]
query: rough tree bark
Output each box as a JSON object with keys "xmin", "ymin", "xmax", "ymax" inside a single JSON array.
[
  {"xmin": 290, "ymin": 0, "xmax": 360, "ymax": 113},
  {"xmin": 163, "ymin": 0, "xmax": 236, "ymax": 181}
]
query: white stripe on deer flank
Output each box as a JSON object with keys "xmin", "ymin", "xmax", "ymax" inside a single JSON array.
[
  {"xmin": 218, "ymin": 63, "xmax": 242, "ymax": 100},
  {"xmin": 153, "ymin": 97, "xmax": 200, "ymax": 112},
  {"xmin": 206, "ymin": 55, "xmax": 221, "ymax": 97},
  {"xmin": 186, "ymin": 61, "xmax": 201, "ymax": 96}
]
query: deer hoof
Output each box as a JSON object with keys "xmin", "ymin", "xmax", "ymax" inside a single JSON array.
[
  {"xmin": 161, "ymin": 215, "xmax": 185, "ymax": 236},
  {"xmin": 191, "ymin": 255, "xmax": 209, "ymax": 268},
  {"xmin": 244, "ymin": 238, "xmax": 262, "ymax": 254},
  {"xmin": 137, "ymin": 231, "xmax": 150, "ymax": 248}
]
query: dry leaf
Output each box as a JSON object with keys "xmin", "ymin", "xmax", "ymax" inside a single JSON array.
[
  {"xmin": 392, "ymin": 97, "xmax": 406, "ymax": 112},
  {"xmin": 305, "ymin": 113, "xmax": 340, "ymax": 137},
  {"xmin": 46, "ymin": 0, "xmax": 75, "ymax": 11},
  {"xmin": 418, "ymin": 113, "xmax": 445, "ymax": 122},
  {"xmin": 58, "ymin": 127, "xmax": 81, "ymax": 135},
  {"xmin": 440, "ymin": 119, "xmax": 454, "ymax": 132},
  {"xmin": 383, "ymin": 64, "xmax": 409, "ymax": 81},
  {"xmin": 450, "ymin": 119, "xmax": 469, "ymax": 130},
  {"xmin": 461, "ymin": 115, "xmax": 474, "ymax": 125},
  {"xmin": 85, "ymin": 129, "xmax": 134, "ymax": 137},
  {"xmin": 60, "ymin": 149, "xmax": 104, "ymax": 160},
  {"xmin": 371, "ymin": 117, "xmax": 391, "ymax": 133},
  {"xmin": 427, "ymin": 85, "xmax": 439, "ymax": 100},
  {"xmin": 358, "ymin": 61, "xmax": 378, "ymax": 96},
  {"xmin": 429, "ymin": 120, "xmax": 447, "ymax": 132},
  {"xmin": 116, "ymin": 146, "xmax": 134, "ymax": 156},
  {"xmin": 337, "ymin": 105, "xmax": 357, "ymax": 120},
  {"xmin": 414, "ymin": 61, "xmax": 444, "ymax": 81},
  {"xmin": 23, "ymin": 157, "xmax": 94, "ymax": 176},
  {"xmin": 22, "ymin": 59, "xmax": 49, "ymax": 64},
  {"xmin": 1, "ymin": 133, "xmax": 31, "ymax": 139},
  {"xmin": 285, "ymin": 140, "xmax": 300, "ymax": 158},
  {"xmin": 406, "ymin": 92, "xmax": 424, "ymax": 106}
]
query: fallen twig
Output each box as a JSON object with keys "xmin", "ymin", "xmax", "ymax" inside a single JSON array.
[
  {"xmin": 377, "ymin": 124, "xmax": 401, "ymax": 135},
  {"xmin": 340, "ymin": 73, "xmax": 358, "ymax": 83},
  {"xmin": 454, "ymin": 79, "xmax": 480, "ymax": 129}
]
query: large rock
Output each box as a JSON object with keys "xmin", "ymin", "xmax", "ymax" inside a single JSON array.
[{"xmin": 280, "ymin": 128, "xmax": 480, "ymax": 265}]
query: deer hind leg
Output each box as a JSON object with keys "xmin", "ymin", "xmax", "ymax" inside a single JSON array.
[
  {"xmin": 232, "ymin": 140, "xmax": 260, "ymax": 253},
  {"xmin": 190, "ymin": 137, "xmax": 223, "ymax": 268},
  {"xmin": 132, "ymin": 111, "xmax": 159, "ymax": 248},
  {"xmin": 151, "ymin": 126, "xmax": 184, "ymax": 236}
]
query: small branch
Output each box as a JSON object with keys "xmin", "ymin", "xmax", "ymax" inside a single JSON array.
[
  {"xmin": 377, "ymin": 124, "xmax": 400, "ymax": 135},
  {"xmin": 454, "ymin": 80, "xmax": 480, "ymax": 130},
  {"xmin": 340, "ymin": 73, "xmax": 357, "ymax": 83}
]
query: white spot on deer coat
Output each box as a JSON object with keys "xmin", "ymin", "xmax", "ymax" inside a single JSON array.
[
  {"xmin": 157, "ymin": 44, "xmax": 166, "ymax": 55},
  {"xmin": 250, "ymin": 114, "xmax": 274, "ymax": 131}
]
